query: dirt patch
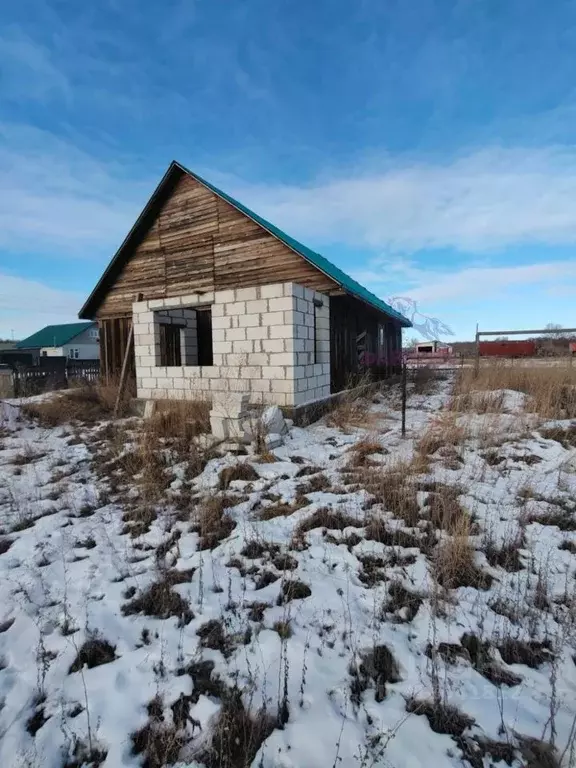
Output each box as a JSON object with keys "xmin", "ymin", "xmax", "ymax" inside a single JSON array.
[
  {"xmin": 406, "ymin": 698, "xmax": 475, "ymax": 737},
  {"xmin": 350, "ymin": 645, "xmax": 401, "ymax": 704},
  {"xmin": 383, "ymin": 582, "xmax": 423, "ymax": 623},
  {"xmin": 122, "ymin": 577, "xmax": 193, "ymax": 625},
  {"xmin": 497, "ymin": 638, "xmax": 554, "ymax": 669},
  {"xmin": 257, "ymin": 499, "xmax": 308, "ymax": 521},
  {"xmin": 219, "ymin": 463, "xmax": 259, "ymax": 490},
  {"xmin": 0, "ymin": 538, "xmax": 13, "ymax": 555},
  {"xmin": 277, "ymin": 580, "xmax": 312, "ymax": 604},
  {"xmin": 69, "ymin": 633, "xmax": 116, "ymax": 672},
  {"xmin": 240, "ymin": 540, "xmax": 280, "ymax": 559}
]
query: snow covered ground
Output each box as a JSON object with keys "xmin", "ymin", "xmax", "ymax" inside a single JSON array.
[{"xmin": 1, "ymin": 376, "xmax": 575, "ymax": 768}]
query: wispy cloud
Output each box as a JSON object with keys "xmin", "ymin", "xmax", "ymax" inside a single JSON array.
[
  {"xmin": 0, "ymin": 26, "xmax": 70, "ymax": 103},
  {"xmin": 0, "ymin": 273, "xmax": 84, "ymax": 338},
  {"xmin": 225, "ymin": 146, "xmax": 576, "ymax": 254},
  {"xmin": 0, "ymin": 123, "xmax": 152, "ymax": 256}
]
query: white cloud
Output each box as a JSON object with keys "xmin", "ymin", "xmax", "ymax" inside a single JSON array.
[
  {"xmin": 225, "ymin": 146, "xmax": 576, "ymax": 254},
  {"xmin": 352, "ymin": 256, "xmax": 576, "ymax": 304},
  {"xmin": 0, "ymin": 273, "xmax": 84, "ymax": 339},
  {"xmin": 0, "ymin": 123, "xmax": 151, "ymax": 255}
]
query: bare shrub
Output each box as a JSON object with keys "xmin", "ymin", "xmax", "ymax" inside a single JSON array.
[
  {"xmin": 195, "ymin": 497, "xmax": 236, "ymax": 549},
  {"xmin": 196, "ymin": 687, "xmax": 275, "ymax": 768},
  {"xmin": 273, "ymin": 620, "xmax": 292, "ymax": 639}
]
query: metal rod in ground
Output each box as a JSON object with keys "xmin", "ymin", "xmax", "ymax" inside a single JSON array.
[
  {"xmin": 401, "ymin": 362, "xmax": 407, "ymax": 436},
  {"xmin": 474, "ymin": 322, "xmax": 480, "ymax": 378}
]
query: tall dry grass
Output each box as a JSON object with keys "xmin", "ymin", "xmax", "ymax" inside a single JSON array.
[{"xmin": 450, "ymin": 362, "xmax": 576, "ymax": 419}]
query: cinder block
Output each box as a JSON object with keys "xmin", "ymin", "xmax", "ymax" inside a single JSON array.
[
  {"xmin": 261, "ymin": 339, "xmax": 285, "ymax": 353},
  {"xmin": 268, "ymin": 352, "xmax": 296, "ymax": 366},
  {"xmin": 246, "ymin": 299, "xmax": 269, "ymax": 314},
  {"xmin": 296, "ymin": 325, "xmax": 308, "ymax": 340},
  {"xmin": 271, "ymin": 379, "xmax": 295, "ymax": 393},
  {"xmin": 292, "ymin": 284, "xmax": 305, "ymax": 299},
  {"xmin": 225, "ymin": 301, "xmax": 246, "ymax": 316},
  {"xmin": 260, "ymin": 283, "xmax": 284, "ymax": 299},
  {"xmin": 285, "ymin": 338, "xmax": 306, "ymax": 353},
  {"xmin": 261, "ymin": 366, "xmax": 285, "ymax": 379},
  {"xmin": 142, "ymin": 378, "xmax": 157, "ymax": 389},
  {"xmin": 137, "ymin": 333, "xmax": 155, "ymax": 346},
  {"xmin": 239, "ymin": 366, "xmax": 262, "ymax": 379},
  {"xmin": 247, "ymin": 326, "xmax": 269, "ymax": 340},
  {"xmin": 260, "ymin": 311, "xmax": 285, "ymax": 327},
  {"xmin": 303, "ymin": 287, "xmax": 315, "ymax": 303},
  {"xmin": 313, "ymin": 364, "xmax": 324, "ymax": 376},
  {"xmin": 250, "ymin": 379, "xmax": 271, "ymax": 392},
  {"xmin": 304, "ymin": 313, "xmax": 314, "ymax": 327},
  {"xmin": 232, "ymin": 340, "xmax": 254, "ymax": 354},
  {"xmin": 133, "ymin": 301, "xmax": 149, "ymax": 314},
  {"xmin": 215, "ymin": 289, "xmax": 235, "ymax": 304},
  {"xmin": 212, "ymin": 303, "xmax": 225, "ymax": 317},
  {"xmin": 248, "ymin": 353, "xmax": 270, "ymax": 366},
  {"xmin": 235, "ymin": 287, "xmax": 258, "ymax": 302},
  {"xmin": 225, "ymin": 353, "xmax": 249, "ymax": 366},
  {"xmin": 226, "ymin": 327, "xmax": 247, "ymax": 342},
  {"xmin": 238, "ymin": 314, "xmax": 260, "ymax": 328},
  {"xmin": 213, "ymin": 315, "xmax": 232, "ymax": 330},
  {"xmin": 213, "ymin": 340, "xmax": 233, "ymax": 354},
  {"xmin": 294, "ymin": 365, "xmax": 306, "ymax": 379},
  {"xmin": 269, "ymin": 325, "xmax": 291, "ymax": 340},
  {"xmin": 269, "ymin": 296, "xmax": 294, "ymax": 312},
  {"xmin": 296, "ymin": 298, "xmax": 309, "ymax": 315}
]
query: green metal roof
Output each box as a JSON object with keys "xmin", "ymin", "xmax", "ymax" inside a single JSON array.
[
  {"xmin": 17, "ymin": 322, "xmax": 96, "ymax": 349},
  {"xmin": 179, "ymin": 163, "xmax": 411, "ymax": 328}
]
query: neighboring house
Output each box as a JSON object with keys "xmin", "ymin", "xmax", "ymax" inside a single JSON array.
[
  {"xmin": 17, "ymin": 323, "xmax": 100, "ymax": 361},
  {"xmin": 80, "ymin": 161, "xmax": 411, "ymax": 410}
]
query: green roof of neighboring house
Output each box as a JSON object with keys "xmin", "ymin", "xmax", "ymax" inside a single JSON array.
[
  {"xmin": 79, "ymin": 161, "xmax": 411, "ymax": 327},
  {"xmin": 16, "ymin": 322, "xmax": 96, "ymax": 350}
]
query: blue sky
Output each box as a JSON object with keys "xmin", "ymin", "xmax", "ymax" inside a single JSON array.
[{"xmin": 1, "ymin": 0, "xmax": 576, "ymax": 340}]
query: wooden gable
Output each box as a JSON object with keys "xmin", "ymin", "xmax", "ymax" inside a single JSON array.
[{"xmin": 95, "ymin": 172, "xmax": 337, "ymax": 318}]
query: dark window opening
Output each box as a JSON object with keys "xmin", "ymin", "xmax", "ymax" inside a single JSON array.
[
  {"xmin": 160, "ymin": 324, "xmax": 182, "ymax": 367},
  {"xmin": 196, "ymin": 308, "xmax": 213, "ymax": 366}
]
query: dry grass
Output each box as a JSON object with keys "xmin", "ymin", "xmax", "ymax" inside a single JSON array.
[
  {"xmin": 347, "ymin": 436, "xmax": 387, "ymax": 467},
  {"xmin": 218, "ymin": 463, "xmax": 259, "ymax": 490},
  {"xmin": 195, "ymin": 497, "xmax": 236, "ymax": 549},
  {"xmin": 450, "ymin": 362, "xmax": 576, "ymax": 419},
  {"xmin": 257, "ymin": 498, "xmax": 308, "ymax": 521},
  {"xmin": 359, "ymin": 460, "xmax": 422, "ymax": 526},
  {"xmin": 147, "ymin": 399, "xmax": 210, "ymax": 440},
  {"xmin": 122, "ymin": 573, "xmax": 194, "ymax": 625},
  {"xmin": 22, "ymin": 380, "xmax": 133, "ymax": 426},
  {"xmin": 432, "ymin": 517, "xmax": 492, "ymax": 590},
  {"xmin": 416, "ymin": 415, "xmax": 466, "ymax": 457}
]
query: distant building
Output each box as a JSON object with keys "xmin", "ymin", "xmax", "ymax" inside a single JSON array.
[{"xmin": 16, "ymin": 322, "xmax": 100, "ymax": 361}]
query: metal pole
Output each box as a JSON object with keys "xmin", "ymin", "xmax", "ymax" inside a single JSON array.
[
  {"xmin": 474, "ymin": 323, "xmax": 480, "ymax": 378},
  {"xmin": 401, "ymin": 362, "xmax": 407, "ymax": 437}
]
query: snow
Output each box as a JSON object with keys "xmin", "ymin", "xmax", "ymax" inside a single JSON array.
[{"xmin": 1, "ymin": 379, "xmax": 576, "ymax": 767}]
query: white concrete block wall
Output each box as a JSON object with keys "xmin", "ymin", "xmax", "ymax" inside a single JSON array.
[{"xmin": 133, "ymin": 282, "xmax": 331, "ymax": 408}]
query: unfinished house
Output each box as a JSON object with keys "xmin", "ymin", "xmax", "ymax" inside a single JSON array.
[{"xmin": 80, "ymin": 162, "xmax": 411, "ymax": 413}]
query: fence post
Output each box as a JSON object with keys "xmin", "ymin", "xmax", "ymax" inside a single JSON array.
[
  {"xmin": 474, "ymin": 323, "xmax": 480, "ymax": 378},
  {"xmin": 401, "ymin": 362, "xmax": 407, "ymax": 437}
]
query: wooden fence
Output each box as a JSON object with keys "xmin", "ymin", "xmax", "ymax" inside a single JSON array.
[{"xmin": 9, "ymin": 360, "xmax": 101, "ymax": 397}]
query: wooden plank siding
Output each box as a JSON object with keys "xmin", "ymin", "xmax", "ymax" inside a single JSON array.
[
  {"xmin": 96, "ymin": 174, "xmax": 337, "ymax": 319},
  {"xmin": 330, "ymin": 295, "xmax": 402, "ymax": 393}
]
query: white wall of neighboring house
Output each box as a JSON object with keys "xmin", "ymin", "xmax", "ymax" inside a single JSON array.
[
  {"xmin": 63, "ymin": 343, "xmax": 99, "ymax": 360},
  {"xmin": 40, "ymin": 326, "xmax": 100, "ymax": 360}
]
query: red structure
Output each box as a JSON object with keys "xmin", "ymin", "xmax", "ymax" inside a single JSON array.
[{"xmin": 479, "ymin": 340, "xmax": 536, "ymax": 358}]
